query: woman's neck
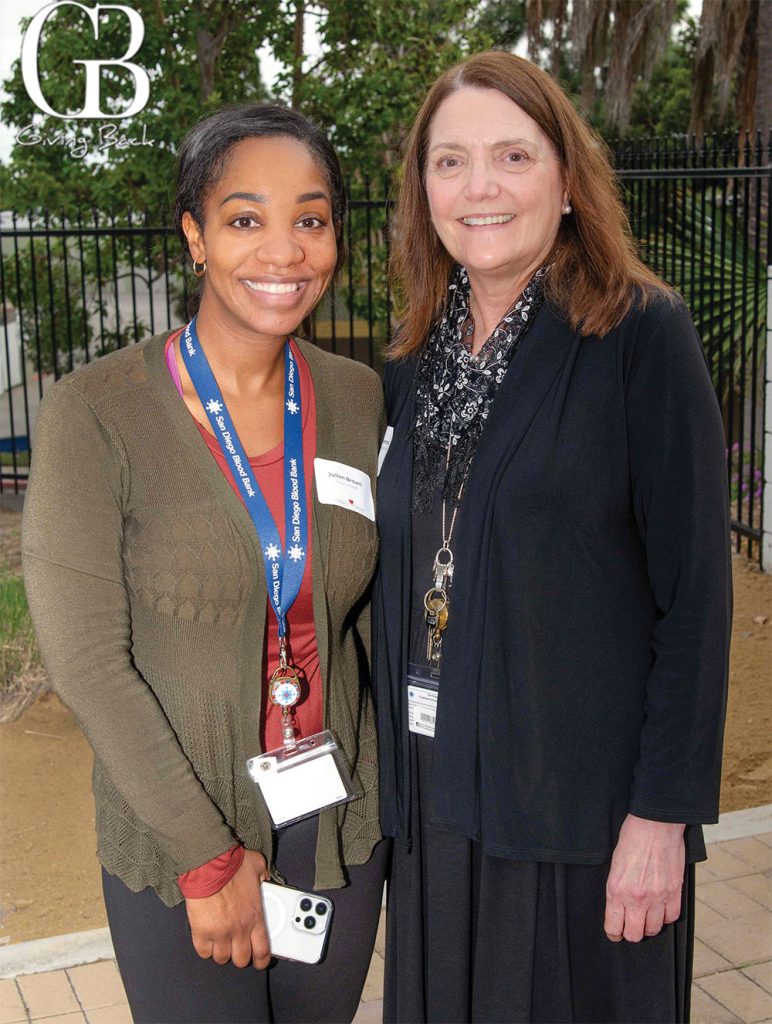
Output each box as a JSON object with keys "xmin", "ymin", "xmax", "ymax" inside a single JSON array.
[
  {"xmin": 466, "ymin": 264, "xmax": 538, "ymax": 355},
  {"xmin": 192, "ymin": 304, "xmax": 286, "ymax": 396}
]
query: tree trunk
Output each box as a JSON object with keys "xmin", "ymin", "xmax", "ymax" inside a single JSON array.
[
  {"xmin": 736, "ymin": 0, "xmax": 759, "ymax": 144},
  {"xmin": 550, "ymin": 0, "xmax": 566, "ymax": 78},
  {"xmin": 291, "ymin": 2, "xmax": 305, "ymax": 110},
  {"xmin": 196, "ymin": 9, "xmax": 233, "ymax": 103},
  {"xmin": 754, "ymin": 0, "xmax": 772, "ymax": 139}
]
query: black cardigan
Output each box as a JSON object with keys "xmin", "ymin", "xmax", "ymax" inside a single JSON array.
[{"xmin": 372, "ymin": 295, "xmax": 731, "ymax": 864}]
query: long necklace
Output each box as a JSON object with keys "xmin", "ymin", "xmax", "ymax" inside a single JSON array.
[{"xmin": 424, "ymin": 427, "xmax": 466, "ymax": 666}]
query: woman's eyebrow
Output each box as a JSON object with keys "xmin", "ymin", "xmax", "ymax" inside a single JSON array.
[
  {"xmin": 428, "ymin": 142, "xmax": 466, "ymax": 154},
  {"xmin": 219, "ymin": 190, "xmax": 330, "ymax": 205},
  {"xmin": 428, "ymin": 137, "xmax": 537, "ymax": 153},
  {"xmin": 220, "ymin": 191, "xmax": 266, "ymax": 205}
]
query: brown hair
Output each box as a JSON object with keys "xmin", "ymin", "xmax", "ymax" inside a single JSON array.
[{"xmin": 389, "ymin": 52, "xmax": 669, "ymax": 357}]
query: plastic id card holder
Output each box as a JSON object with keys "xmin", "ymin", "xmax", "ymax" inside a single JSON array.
[
  {"xmin": 407, "ymin": 663, "xmax": 439, "ymax": 739},
  {"xmin": 246, "ymin": 730, "xmax": 357, "ymax": 828}
]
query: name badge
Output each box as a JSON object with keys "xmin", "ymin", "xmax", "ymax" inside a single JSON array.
[
  {"xmin": 314, "ymin": 458, "xmax": 375, "ymax": 521},
  {"xmin": 246, "ymin": 730, "xmax": 356, "ymax": 828},
  {"xmin": 377, "ymin": 426, "xmax": 394, "ymax": 476},
  {"xmin": 407, "ymin": 681, "xmax": 438, "ymax": 738}
]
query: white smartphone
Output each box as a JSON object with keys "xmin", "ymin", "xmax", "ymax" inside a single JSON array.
[{"xmin": 260, "ymin": 881, "xmax": 334, "ymax": 964}]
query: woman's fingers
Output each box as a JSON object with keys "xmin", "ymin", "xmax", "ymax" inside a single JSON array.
[
  {"xmin": 191, "ymin": 935, "xmax": 214, "ymax": 960},
  {"xmin": 211, "ymin": 940, "xmax": 232, "ymax": 966},
  {"xmin": 230, "ymin": 935, "xmax": 254, "ymax": 969},
  {"xmin": 605, "ymin": 899, "xmax": 671, "ymax": 942},
  {"xmin": 663, "ymin": 891, "xmax": 682, "ymax": 925},
  {"xmin": 251, "ymin": 924, "xmax": 272, "ymax": 970},
  {"xmin": 643, "ymin": 902, "xmax": 666, "ymax": 938},
  {"xmin": 621, "ymin": 904, "xmax": 647, "ymax": 943},
  {"xmin": 603, "ymin": 899, "xmax": 625, "ymax": 942}
]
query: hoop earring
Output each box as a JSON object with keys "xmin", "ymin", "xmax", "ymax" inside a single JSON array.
[{"xmin": 192, "ymin": 259, "xmax": 207, "ymax": 279}]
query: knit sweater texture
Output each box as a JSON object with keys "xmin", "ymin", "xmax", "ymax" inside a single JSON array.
[{"xmin": 22, "ymin": 331, "xmax": 385, "ymax": 906}]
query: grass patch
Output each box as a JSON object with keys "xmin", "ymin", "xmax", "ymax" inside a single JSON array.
[
  {"xmin": 0, "ymin": 451, "xmax": 30, "ymax": 468},
  {"xmin": 0, "ymin": 560, "xmax": 47, "ymax": 722}
]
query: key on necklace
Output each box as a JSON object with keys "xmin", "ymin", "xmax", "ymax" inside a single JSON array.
[
  {"xmin": 424, "ymin": 588, "xmax": 449, "ymax": 662},
  {"xmin": 433, "ymin": 549, "xmax": 454, "ymax": 592}
]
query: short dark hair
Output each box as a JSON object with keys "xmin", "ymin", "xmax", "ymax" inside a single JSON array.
[{"xmin": 173, "ymin": 103, "xmax": 348, "ymax": 276}]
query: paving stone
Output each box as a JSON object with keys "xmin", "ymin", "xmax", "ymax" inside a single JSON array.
[
  {"xmin": 755, "ymin": 834, "xmax": 772, "ymax": 848},
  {"xmin": 699, "ymin": 911, "xmax": 772, "ymax": 968},
  {"xmin": 699, "ymin": 862, "xmax": 722, "ymax": 884},
  {"xmin": 722, "ymin": 840, "xmax": 772, "ymax": 875},
  {"xmin": 17, "ymin": 973, "xmax": 78, "ymax": 1021},
  {"xmin": 352, "ymin": 999, "xmax": 383, "ymax": 1024},
  {"xmin": 698, "ymin": 899, "xmax": 732, "ymax": 929},
  {"xmin": 0, "ymin": 980, "xmax": 27, "ymax": 1024},
  {"xmin": 690, "ymin": 983, "xmax": 741, "ymax": 1022},
  {"xmin": 29, "ymin": 1015, "xmax": 85, "ymax": 1024},
  {"xmin": 85, "ymin": 1006, "xmax": 133, "ymax": 1024},
  {"xmin": 743, "ymin": 964, "xmax": 772, "ymax": 998},
  {"xmin": 707, "ymin": 846, "xmax": 760, "ymax": 881},
  {"xmin": 66, "ymin": 964, "xmax": 125, "ymax": 1011},
  {"xmin": 694, "ymin": 939, "xmax": 733, "ymax": 979},
  {"xmin": 361, "ymin": 951, "xmax": 384, "ymax": 1004},
  {"xmin": 731, "ymin": 875, "xmax": 772, "ymax": 912},
  {"xmin": 700, "ymin": 969, "xmax": 772, "ymax": 1023},
  {"xmin": 699, "ymin": 881, "xmax": 769, "ymax": 920}
]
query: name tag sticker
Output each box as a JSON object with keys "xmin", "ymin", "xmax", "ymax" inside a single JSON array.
[
  {"xmin": 377, "ymin": 426, "xmax": 394, "ymax": 476},
  {"xmin": 314, "ymin": 458, "xmax": 375, "ymax": 521},
  {"xmin": 407, "ymin": 683, "xmax": 437, "ymax": 738}
]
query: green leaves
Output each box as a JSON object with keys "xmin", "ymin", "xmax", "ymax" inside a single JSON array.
[{"xmin": 1, "ymin": 1, "xmax": 274, "ymax": 218}]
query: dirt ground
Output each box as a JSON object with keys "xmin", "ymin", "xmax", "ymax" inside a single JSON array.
[{"xmin": 0, "ymin": 507, "xmax": 770, "ymax": 945}]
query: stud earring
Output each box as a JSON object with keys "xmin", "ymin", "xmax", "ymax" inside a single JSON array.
[
  {"xmin": 562, "ymin": 202, "xmax": 572, "ymax": 216},
  {"xmin": 192, "ymin": 259, "xmax": 207, "ymax": 278}
]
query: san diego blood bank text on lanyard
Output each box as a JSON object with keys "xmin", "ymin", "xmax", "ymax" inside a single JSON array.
[
  {"xmin": 182, "ymin": 319, "xmax": 356, "ymax": 829},
  {"xmin": 181, "ymin": 317, "xmax": 307, "ymax": 746}
]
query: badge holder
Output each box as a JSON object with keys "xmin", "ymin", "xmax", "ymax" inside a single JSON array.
[
  {"xmin": 246, "ymin": 730, "xmax": 357, "ymax": 828},
  {"xmin": 407, "ymin": 662, "xmax": 439, "ymax": 738}
]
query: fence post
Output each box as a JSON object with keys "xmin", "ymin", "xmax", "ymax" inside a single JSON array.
[{"xmin": 763, "ymin": 265, "xmax": 772, "ymax": 571}]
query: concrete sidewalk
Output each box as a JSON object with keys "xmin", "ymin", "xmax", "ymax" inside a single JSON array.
[{"xmin": 1, "ymin": 808, "xmax": 770, "ymax": 1024}]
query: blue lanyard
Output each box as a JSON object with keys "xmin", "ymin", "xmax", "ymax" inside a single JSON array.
[{"xmin": 180, "ymin": 317, "xmax": 307, "ymax": 643}]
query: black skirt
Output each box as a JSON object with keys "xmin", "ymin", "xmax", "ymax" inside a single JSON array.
[{"xmin": 384, "ymin": 733, "xmax": 695, "ymax": 1024}]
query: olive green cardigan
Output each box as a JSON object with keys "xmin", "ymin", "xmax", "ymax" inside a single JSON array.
[{"xmin": 22, "ymin": 332, "xmax": 384, "ymax": 906}]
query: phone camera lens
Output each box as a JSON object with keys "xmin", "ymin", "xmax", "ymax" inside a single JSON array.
[
  {"xmin": 315, "ymin": 902, "xmax": 327, "ymax": 915},
  {"xmin": 303, "ymin": 915, "xmax": 316, "ymax": 930},
  {"xmin": 299, "ymin": 898, "xmax": 313, "ymax": 912}
]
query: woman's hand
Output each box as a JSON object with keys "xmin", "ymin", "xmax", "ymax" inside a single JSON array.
[
  {"xmin": 604, "ymin": 813, "xmax": 685, "ymax": 943},
  {"xmin": 185, "ymin": 849, "xmax": 272, "ymax": 968}
]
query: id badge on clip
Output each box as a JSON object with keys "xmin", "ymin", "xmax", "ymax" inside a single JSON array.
[
  {"xmin": 407, "ymin": 664, "xmax": 439, "ymax": 739},
  {"xmin": 246, "ymin": 730, "xmax": 357, "ymax": 828}
]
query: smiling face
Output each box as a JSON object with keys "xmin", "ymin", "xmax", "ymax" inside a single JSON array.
[
  {"xmin": 425, "ymin": 86, "xmax": 566, "ymax": 293},
  {"xmin": 182, "ymin": 135, "xmax": 338, "ymax": 344}
]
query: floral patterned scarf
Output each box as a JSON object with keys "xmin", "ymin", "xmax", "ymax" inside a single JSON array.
[{"xmin": 411, "ymin": 263, "xmax": 547, "ymax": 513}]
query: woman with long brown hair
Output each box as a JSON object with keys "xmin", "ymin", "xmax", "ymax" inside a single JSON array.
[{"xmin": 373, "ymin": 52, "xmax": 730, "ymax": 1022}]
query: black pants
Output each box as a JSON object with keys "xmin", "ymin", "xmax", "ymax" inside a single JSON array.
[{"xmin": 103, "ymin": 818, "xmax": 388, "ymax": 1024}]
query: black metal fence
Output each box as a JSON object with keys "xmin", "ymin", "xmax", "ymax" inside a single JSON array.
[
  {"xmin": 1, "ymin": 132, "xmax": 769, "ymax": 562},
  {"xmin": 612, "ymin": 132, "xmax": 770, "ymax": 560}
]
